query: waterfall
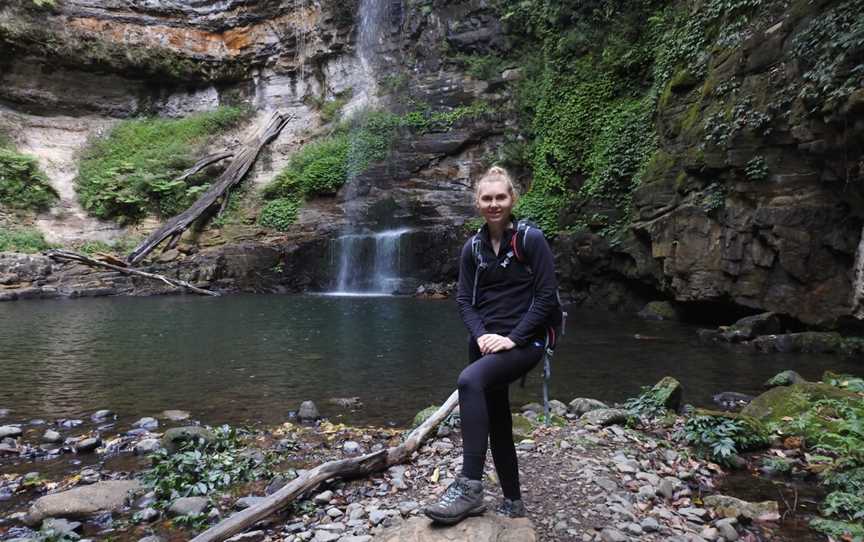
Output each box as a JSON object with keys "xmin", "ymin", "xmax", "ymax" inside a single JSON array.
[
  {"xmin": 342, "ymin": 0, "xmax": 386, "ymax": 116},
  {"xmin": 331, "ymin": 228, "xmax": 412, "ymax": 294},
  {"xmin": 852, "ymin": 223, "xmax": 864, "ymax": 318}
]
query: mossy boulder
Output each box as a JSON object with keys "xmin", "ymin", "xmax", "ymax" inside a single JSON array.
[
  {"xmin": 411, "ymin": 406, "xmax": 439, "ymax": 429},
  {"xmin": 511, "ymin": 414, "xmax": 536, "ymax": 442},
  {"xmin": 161, "ymin": 426, "xmax": 216, "ymax": 455},
  {"xmin": 637, "ymin": 301, "xmax": 680, "ymax": 321},
  {"xmin": 763, "ymin": 370, "xmax": 806, "ymax": 388},
  {"xmin": 742, "ymin": 383, "xmax": 860, "ymax": 423},
  {"xmin": 650, "ymin": 376, "xmax": 683, "ymax": 412}
]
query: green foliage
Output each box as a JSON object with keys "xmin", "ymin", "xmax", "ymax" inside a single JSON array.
[
  {"xmin": 744, "ymin": 155, "xmax": 769, "ymax": 181},
  {"xmin": 77, "ymin": 236, "xmax": 141, "ymax": 256},
  {"xmin": 452, "ymin": 53, "xmax": 505, "ymax": 80},
  {"xmin": 809, "ymin": 518, "xmax": 864, "ymax": 541},
  {"xmin": 142, "ymin": 425, "xmax": 273, "ymax": 506},
  {"xmin": 681, "ymin": 414, "xmax": 769, "ymax": 465},
  {"xmin": 791, "ymin": 0, "xmax": 864, "ymax": 108},
  {"xmin": 624, "ymin": 385, "xmax": 670, "ymax": 420},
  {"xmin": 0, "ymin": 148, "xmax": 58, "ymax": 211},
  {"xmin": 261, "ymin": 104, "xmax": 490, "ymax": 230},
  {"xmin": 0, "ymin": 227, "xmax": 53, "ymax": 253},
  {"xmin": 76, "ymin": 107, "xmax": 249, "ymax": 223},
  {"xmin": 823, "ymin": 491, "xmax": 864, "ymax": 521},
  {"xmin": 258, "ymin": 197, "xmax": 301, "ymax": 231},
  {"xmin": 701, "ymin": 182, "xmax": 726, "ymax": 214}
]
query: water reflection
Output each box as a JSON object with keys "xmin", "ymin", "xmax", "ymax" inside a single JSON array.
[{"xmin": 0, "ymin": 295, "xmax": 859, "ymax": 427}]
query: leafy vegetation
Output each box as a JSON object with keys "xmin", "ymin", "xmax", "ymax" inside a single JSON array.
[
  {"xmin": 681, "ymin": 414, "xmax": 769, "ymax": 465},
  {"xmin": 260, "ymin": 103, "xmax": 490, "ymax": 229},
  {"xmin": 141, "ymin": 425, "xmax": 274, "ymax": 507},
  {"xmin": 0, "ymin": 227, "xmax": 53, "ymax": 253},
  {"xmin": 76, "ymin": 107, "xmax": 249, "ymax": 223},
  {"xmin": 0, "ymin": 148, "xmax": 57, "ymax": 211},
  {"xmin": 624, "ymin": 385, "xmax": 672, "ymax": 420}
]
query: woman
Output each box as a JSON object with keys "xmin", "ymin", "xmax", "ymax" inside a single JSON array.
[{"xmin": 423, "ymin": 166, "xmax": 559, "ymax": 525}]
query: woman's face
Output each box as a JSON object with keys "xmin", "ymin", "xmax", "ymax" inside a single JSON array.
[{"xmin": 475, "ymin": 179, "xmax": 514, "ymax": 227}]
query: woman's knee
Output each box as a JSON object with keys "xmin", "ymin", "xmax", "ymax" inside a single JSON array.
[{"xmin": 457, "ymin": 365, "xmax": 484, "ymax": 392}]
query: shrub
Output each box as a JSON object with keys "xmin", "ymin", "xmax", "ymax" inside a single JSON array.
[
  {"xmin": 0, "ymin": 227, "xmax": 53, "ymax": 253},
  {"xmin": 0, "ymin": 148, "xmax": 58, "ymax": 211},
  {"xmin": 681, "ymin": 414, "xmax": 769, "ymax": 465},
  {"xmin": 76, "ymin": 107, "xmax": 249, "ymax": 223},
  {"xmin": 258, "ymin": 197, "xmax": 301, "ymax": 231}
]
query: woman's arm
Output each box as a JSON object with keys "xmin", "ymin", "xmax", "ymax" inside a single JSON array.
[
  {"xmin": 456, "ymin": 240, "xmax": 488, "ymax": 339},
  {"xmin": 507, "ymin": 228, "xmax": 558, "ymax": 346}
]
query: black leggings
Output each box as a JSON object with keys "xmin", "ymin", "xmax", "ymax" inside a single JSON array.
[{"xmin": 458, "ymin": 339, "xmax": 543, "ymax": 500}]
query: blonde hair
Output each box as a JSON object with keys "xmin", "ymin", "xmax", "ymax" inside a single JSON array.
[{"xmin": 474, "ymin": 166, "xmax": 519, "ymax": 203}]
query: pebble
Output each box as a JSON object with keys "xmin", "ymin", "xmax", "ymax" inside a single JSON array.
[
  {"xmin": 325, "ymin": 507, "xmax": 343, "ymax": 518},
  {"xmin": 134, "ymin": 439, "xmax": 162, "ymax": 455},
  {"xmin": 76, "ymin": 437, "xmax": 101, "ymax": 453},
  {"xmin": 623, "ymin": 522, "xmax": 643, "ymax": 535},
  {"xmin": 235, "ymin": 496, "xmax": 265, "ymax": 510},
  {"xmin": 343, "ymin": 441, "xmax": 362, "ymax": 455},
  {"xmin": 347, "ymin": 502, "xmax": 365, "ymax": 521},
  {"xmin": 132, "ymin": 417, "xmax": 158, "ymax": 430},
  {"xmin": 658, "ymin": 479, "xmax": 675, "ymax": 499},
  {"xmin": 600, "ymin": 528, "xmax": 628, "ymax": 542},
  {"xmin": 91, "ymin": 410, "xmax": 114, "ymax": 421},
  {"xmin": 715, "ymin": 518, "xmax": 738, "ymax": 541},
  {"xmin": 701, "ymin": 526, "xmax": 719, "ymax": 541},
  {"xmin": 42, "ymin": 430, "xmax": 63, "ymax": 443},
  {"xmin": 312, "ymin": 530, "xmax": 339, "ymax": 542},
  {"xmin": 0, "ymin": 426, "xmax": 22, "ymax": 439},
  {"xmin": 162, "ymin": 410, "xmax": 191, "ymax": 421},
  {"xmin": 137, "ymin": 507, "xmax": 160, "ymax": 523},
  {"xmin": 226, "ymin": 531, "xmax": 266, "ymax": 542},
  {"xmin": 368, "ymin": 509, "xmax": 388, "ymax": 526},
  {"xmin": 398, "ymin": 500, "xmax": 418, "ymax": 516},
  {"xmin": 641, "ymin": 517, "xmax": 660, "ymax": 532},
  {"xmin": 313, "ymin": 490, "xmax": 333, "ymax": 505}
]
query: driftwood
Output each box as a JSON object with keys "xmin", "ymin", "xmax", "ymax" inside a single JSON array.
[
  {"xmin": 190, "ymin": 390, "xmax": 460, "ymax": 542},
  {"xmin": 126, "ymin": 112, "xmax": 293, "ymax": 265},
  {"xmin": 46, "ymin": 249, "xmax": 219, "ymax": 297}
]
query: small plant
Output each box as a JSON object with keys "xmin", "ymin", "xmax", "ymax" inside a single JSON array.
[
  {"xmin": 624, "ymin": 386, "xmax": 670, "ymax": 420},
  {"xmin": 760, "ymin": 456, "xmax": 794, "ymax": 474},
  {"xmin": 681, "ymin": 414, "xmax": 769, "ymax": 465},
  {"xmin": 258, "ymin": 197, "xmax": 301, "ymax": 231},
  {"xmin": 142, "ymin": 425, "xmax": 273, "ymax": 507},
  {"xmin": 744, "ymin": 156, "xmax": 769, "ymax": 181},
  {"xmin": 0, "ymin": 148, "xmax": 58, "ymax": 211},
  {"xmin": 0, "ymin": 227, "xmax": 53, "ymax": 253},
  {"xmin": 822, "ymin": 491, "xmax": 864, "ymax": 521},
  {"xmin": 701, "ymin": 183, "xmax": 726, "ymax": 214}
]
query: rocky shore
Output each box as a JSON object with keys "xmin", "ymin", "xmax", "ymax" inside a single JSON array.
[{"xmin": 4, "ymin": 371, "xmax": 860, "ymax": 541}]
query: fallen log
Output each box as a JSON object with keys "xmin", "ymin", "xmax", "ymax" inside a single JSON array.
[
  {"xmin": 190, "ymin": 390, "xmax": 460, "ymax": 542},
  {"xmin": 126, "ymin": 112, "xmax": 293, "ymax": 265},
  {"xmin": 46, "ymin": 249, "xmax": 219, "ymax": 297}
]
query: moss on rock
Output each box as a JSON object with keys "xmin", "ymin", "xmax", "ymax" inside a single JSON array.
[{"xmin": 742, "ymin": 383, "xmax": 861, "ymax": 422}]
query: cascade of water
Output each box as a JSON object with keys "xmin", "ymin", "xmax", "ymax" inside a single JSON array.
[
  {"xmin": 851, "ymin": 224, "xmax": 864, "ymax": 318},
  {"xmin": 332, "ymin": 228, "xmax": 412, "ymax": 294}
]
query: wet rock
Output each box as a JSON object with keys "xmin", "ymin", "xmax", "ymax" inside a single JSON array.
[
  {"xmin": 343, "ymin": 441, "xmax": 362, "ymax": 455},
  {"xmin": 581, "ymin": 409, "xmax": 628, "ymax": 426},
  {"xmin": 42, "ymin": 518, "xmax": 81, "ymax": 537},
  {"xmin": 79, "ymin": 468, "xmax": 100, "ymax": 484},
  {"xmin": 226, "ymin": 531, "xmax": 266, "ymax": 542},
  {"xmin": 637, "ymin": 301, "xmax": 680, "ymax": 321},
  {"xmin": 711, "ymin": 392, "xmax": 754, "ymax": 411},
  {"xmin": 161, "ymin": 410, "xmax": 190, "ymax": 421},
  {"xmin": 136, "ymin": 507, "xmax": 160, "ymax": 523},
  {"xmin": 132, "ymin": 417, "xmax": 158, "ymax": 431},
  {"xmin": 0, "ymin": 438, "xmax": 19, "ymax": 454},
  {"xmin": 728, "ymin": 312, "xmax": 782, "ymax": 340},
  {"xmin": 168, "ymin": 496, "xmax": 209, "ymax": 517},
  {"xmin": 763, "ymin": 370, "xmax": 806, "ymax": 388},
  {"xmin": 26, "ymin": 480, "xmax": 143, "ymax": 524},
  {"xmin": 0, "ymin": 425, "xmax": 23, "ymax": 439},
  {"xmin": 235, "ymin": 496, "xmax": 265, "ymax": 510},
  {"xmin": 133, "ymin": 439, "xmax": 162, "ymax": 455},
  {"xmin": 548, "ymin": 399, "xmax": 568, "ymax": 416},
  {"xmin": 751, "ymin": 331, "xmax": 843, "ymax": 353},
  {"xmin": 298, "ymin": 401, "xmax": 320, "ymax": 422},
  {"xmin": 714, "ymin": 518, "xmax": 738, "ymax": 540},
  {"xmin": 328, "ymin": 397, "xmax": 362, "ymax": 409},
  {"xmin": 377, "ymin": 516, "xmax": 535, "ymax": 541},
  {"xmin": 75, "ymin": 437, "xmax": 101, "ymax": 453},
  {"xmin": 742, "ymin": 382, "xmax": 859, "ymax": 422},
  {"xmin": 702, "ymin": 495, "xmax": 780, "ymax": 521},
  {"xmin": 42, "ymin": 430, "xmax": 63, "ymax": 443},
  {"xmin": 161, "ymin": 426, "xmax": 215, "ymax": 454},
  {"xmin": 314, "ymin": 490, "xmax": 333, "ymax": 504},
  {"xmin": 568, "ymin": 398, "xmax": 608, "ymax": 415},
  {"xmin": 90, "ymin": 410, "xmax": 114, "ymax": 421}
]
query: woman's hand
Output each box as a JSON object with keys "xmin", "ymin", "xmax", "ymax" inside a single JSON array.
[{"xmin": 477, "ymin": 334, "xmax": 517, "ymax": 354}]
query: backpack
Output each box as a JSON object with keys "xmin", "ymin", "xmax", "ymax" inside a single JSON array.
[{"xmin": 470, "ymin": 219, "xmax": 568, "ymax": 424}]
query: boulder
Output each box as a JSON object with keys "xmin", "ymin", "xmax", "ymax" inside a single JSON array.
[
  {"xmin": 376, "ymin": 515, "xmax": 535, "ymax": 541},
  {"xmin": 637, "ymin": 301, "xmax": 680, "ymax": 321},
  {"xmin": 751, "ymin": 332, "xmax": 843, "ymax": 353},
  {"xmin": 411, "ymin": 406, "xmax": 439, "ymax": 429},
  {"xmin": 568, "ymin": 398, "xmax": 608, "ymax": 415},
  {"xmin": 0, "ymin": 425, "xmax": 22, "ymax": 439},
  {"xmin": 26, "ymin": 480, "xmax": 142, "ymax": 524},
  {"xmin": 726, "ymin": 312, "xmax": 783, "ymax": 340},
  {"xmin": 90, "ymin": 410, "xmax": 114, "ymax": 421},
  {"xmin": 742, "ymin": 382, "xmax": 860, "ymax": 423},
  {"xmin": 510, "ymin": 414, "xmax": 535, "ymax": 442},
  {"xmin": 703, "ymin": 495, "xmax": 780, "ymax": 521},
  {"xmin": 581, "ymin": 409, "xmax": 629, "ymax": 426},
  {"xmin": 161, "ymin": 426, "xmax": 215, "ymax": 454},
  {"xmin": 168, "ymin": 496, "xmax": 209, "ymax": 517},
  {"xmin": 648, "ymin": 376, "xmax": 683, "ymax": 412},
  {"xmin": 134, "ymin": 438, "xmax": 162, "ymax": 455},
  {"xmin": 75, "ymin": 437, "xmax": 101, "ymax": 453},
  {"xmin": 763, "ymin": 370, "xmax": 806, "ymax": 388},
  {"xmin": 298, "ymin": 401, "xmax": 320, "ymax": 422}
]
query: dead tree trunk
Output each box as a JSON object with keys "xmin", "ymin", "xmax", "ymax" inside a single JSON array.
[
  {"xmin": 46, "ymin": 250, "xmax": 219, "ymax": 296},
  {"xmin": 126, "ymin": 112, "xmax": 293, "ymax": 265},
  {"xmin": 190, "ymin": 390, "xmax": 460, "ymax": 542}
]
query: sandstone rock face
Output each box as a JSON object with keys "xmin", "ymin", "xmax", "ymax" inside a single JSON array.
[
  {"xmin": 376, "ymin": 516, "xmax": 536, "ymax": 542},
  {"xmin": 26, "ymin": 480, "xmax": 142, "ymax": 524}
]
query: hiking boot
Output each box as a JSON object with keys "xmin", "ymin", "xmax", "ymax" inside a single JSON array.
[
  {"xmin": 422, "ymin": 476, "xmax": 486, "ymax": 525},
  {"xmin": 495, "ymin": 498, "xmax": 527, "ymax": 518}
]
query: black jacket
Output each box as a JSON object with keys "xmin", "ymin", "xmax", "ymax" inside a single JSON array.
[{"xmin": 456, "ymin": 223, "xmax": 558, "ymax": 346}]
